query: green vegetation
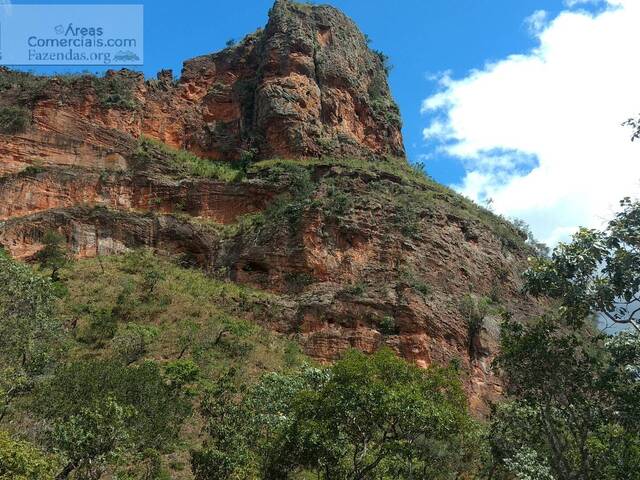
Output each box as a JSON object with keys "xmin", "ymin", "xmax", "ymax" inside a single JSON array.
[
  {"xmin": 250, "ymin": 156, "xmax": 531, "ymax": 252},
  {"xmin": 0, "ymin": 251, "xmax": 64, "ymax": 423},
  {"xmin": 0, "ymin": 106, "xmax": 30, "ymax": 134},
  {"xmin": 0, "ymin": 250, "xmax": 307, "ymax": 478},
  {"xmin": 378, "ymin": 315, "xmax": 398, "ymax": 335},
  {"xmin": 0, "ymin": 430, "xmax": 60, "ymax": 479},
  {"xmin": 525, "ymin": 196, "xmax": 640, "ymax": 332},
  {"xmin": 1, "ymin": 197, "xmax": 639, "ymax": 479},
  {"xmin": 489, "ymin": 317, "xmax": 640, "ymax": 480},
  {"xmin": 249, "ymin": 156, "xmax": 427, "ymax": 186},
  {"xmin": 35, "ymin": 230, "xmax": 69, "ymax": 281},
  {"xmin": 0, "ymin": 250, "xmax": 484, "ymax": 479},
  {"xmin": 483, "ymin": 198, "xmax": 640, "ymax": 480},
  {"xmin": 136, "ymin": 136, "xmax": 244, "ymax": 182},
  {"xmin": 92, "ymin": 75, "xmax": 139, "ymax": 110},
  {"xmin": 205, "ymin": 162, "xmax": 318, "ymax": 241},
  {"xmin": 459, "ymin": 294, "xmax": 501, "ymax": 358},
  {"xmin": 192, "ymin": 349, "xmax": 483, "ymax": 479},
  {"xmin": 0, "ymin": 69, "xmax": 48, "ymax": 107},
  {"xmin": 36, "ymin": 360, "xmax": 192, "ymax": 479},
  {"xmin": 373, "ymin": 50, "xmax": 392, "ymax": 75}
]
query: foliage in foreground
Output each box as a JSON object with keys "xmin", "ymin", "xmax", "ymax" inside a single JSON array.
[
  {"xmin": 487, "ymin": 196, "xmax": 640, "ymax": 480},
  {"xmin": 525, "ymin": 197, "xmax": 640, "ymax": 332},
  {"xmin": 0, "ymin": 249, "xmax": 310, "ymax": 478},
  {"xmin": 0, "ymin": 430, "xmax": 59, "ymax": 480},
  {"xmin": 193, "ymin": 349, "xmax": 484, "ymax": 480},
  {"xmin": 0, "ymin": 251, "xmax": 64, "ymax": 423},
  {"xmin": 490, "ymin": 317, "xmax": 640, "ymax": 480}
]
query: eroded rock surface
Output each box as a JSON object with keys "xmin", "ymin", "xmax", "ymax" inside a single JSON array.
[{"xmin": 0, "ymin": 0, "xmax": 542, "ymax": 414}]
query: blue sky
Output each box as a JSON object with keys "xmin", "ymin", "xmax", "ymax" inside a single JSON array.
[{"xmin": 6, "ymin": 0, "xmax": 639, "ymax": 245}]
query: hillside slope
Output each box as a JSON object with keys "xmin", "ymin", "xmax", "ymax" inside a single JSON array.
[{"xmin": 0, "ymin": 0, "xmax": 544, "ymax": 413}]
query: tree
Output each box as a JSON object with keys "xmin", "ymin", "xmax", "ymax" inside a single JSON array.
[
  {"xmin": 193, "ymin": 349, "xmax": 484, "ymax": 480},
  {"xmin": 35, "ymin": 230, "xmax": 69, "ymax": 282},
  {"xmin": 489, "ymin": 316, "xmax": 640, "ymax": 480},
  {"xmin": 51, "ymin": 397, "xmax": 133, "ymax": 480},
  {"xmin": 35, "ymin": 359, "xmax": 192, "ymax": 477},
  {"xmin": 0, "ymin": 252, "xmax": 64, "ymax": 421},
  {"xmin": 0, "ymin": 430, "xmax": 59, "ymax": 480},
  {"xmin": 524, "ymin": 198, "xmax": 640, "ymax": 332},
  {"xmin": 623, "ymin": 115, "xmax": 640, "ymax": 142},
  {"xmin": 191, "ymin": 369, "xmax": 255, "ymax": 480}
]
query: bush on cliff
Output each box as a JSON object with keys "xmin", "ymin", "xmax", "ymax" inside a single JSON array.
[{"xmin": 0, "ymin": 106, "xmax": 30, "ymax": 134}]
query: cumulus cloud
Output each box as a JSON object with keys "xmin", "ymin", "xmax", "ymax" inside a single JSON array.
[
  {"xmin": 421, "ymin": 0, "xmax": 640, "ymax": 245},
  {"xmin": 564, "ymin": 0, "xmax": 604, "ymax": 7},
  {"xmin": 525, "ymin": 10, "xmax": 548, "ymax": 34}
]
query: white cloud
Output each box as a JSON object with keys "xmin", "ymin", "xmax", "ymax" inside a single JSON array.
[
  {"xmin": 421, "ymin": 0, "xmax": 640, "ymax": 246},
  {"xmin": 564, "ymin": 0, "xmax": 605, "ymax": 7},
  {"xmin": 525, "ymin": 10, "xmax": 548, "ymax": 34}
]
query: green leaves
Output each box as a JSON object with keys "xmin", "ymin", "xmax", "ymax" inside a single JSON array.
[
  {"xmin": 51, "ymin": 397, "xmax": 133, "ymax": 479},
  {"xmin": 112, "ymin": 323, "xmax": 159, "ymax": 366},
  {"xmin": 0, "ymin": 254, "xmax": 64, "ymax": 421},
  {"xmin": 193, "ymin": 349, "xmax": 481, "ymax": 479},
  {"xmin": 35, "ymin": 360, "xmax": 192, "ymax": 455},
  {"xmin": 0, "ymin": 106, "xmax": 30, "ymax": 134},
  {"xmin": 524, "ymin": 199, "xmax": 640, "ymax": 331},
  {"xmin": 491, "ymin": 316, "xmax": 640, "ymax": 480},
  {"xmin": 35, "ymin": 230, "xmax": 69, "ymax": 282},
  {"xmin": 0, "ymin": 430, "xmax": 59, "ymax": 480}
]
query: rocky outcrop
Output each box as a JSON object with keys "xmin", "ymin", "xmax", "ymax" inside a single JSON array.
[
  {"xmin": 0, "ymin": 0, "xmax": 403, "ymax": 173},
  {"xmin": 0, "ymin": 0, "xmax": 542, "ymax": 414},
  {"xmin": 0, "ymin": 167, "xmax": 274, "ymax": 223}
]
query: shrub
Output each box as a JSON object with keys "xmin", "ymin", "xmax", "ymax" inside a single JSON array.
[
  {"xmin": 0, "ymin": 70, "xmax": 48, "ymax": 106},
  {"xmin": 77, "ymin": 308, "xmax": 117, "ymax": 347},
  {"xmin": 51, "ymin": 397, "xmax": 133, "ymax": 480},
  {"xmin": 344, "ymin": 282, "xmax": 366, "ymax": 296},
  {"xmin": 35, "ymin": 359, "xmax": 193, "ymax": 457},
  {"xmin": 0, "ymin": 430, "xmax": 60, "ymax": 479},
  {"xmin": 394, "ymin": 199, "xmax": 421, "ymax": 238},
  {"xmin": 0, "ymin": 254, "xmax": 63, "ymax": 421},
  {"xmin": 0, "ymin": 106, "xmax": 30, "ymax": 134},
  {"xmin": 112, "ymin": 323, "xmax": 159, "ymax": 365},
  {"xmin": 93, "ymin": 76, "xmax": 138, "ymax": 110},
  {"xmin": 325, "ymin": 184, "xmax": 352, "ymax": 217},
  {"xmin": 35, "ymin": 230, "xmax": 69, "ymax": 281},
  {"xmin": 459, "ymin": 294, "xmax": 502, "ymax": 358},
  {"xmin": 373, "ymin": 49, "xmax": 392, "ymax": 75},
  {"xmin": 400, "ymin": 268, "xmax": 431, "ymax": 297},
  {"xmin": 379, "ymin": 315, "xmax": 399, "ymax": 335},
  {"xmin": 284, "ymin": 272, "xmax": 313, "ymax": 292},
  {"xmin": 19, "ymin": 164, "xmax": 44, "ymax": 176},
  {"xmin": 193, "ymin": 349, "xmax": 483, "ymax": 479}
]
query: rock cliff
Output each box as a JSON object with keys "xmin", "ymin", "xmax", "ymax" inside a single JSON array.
[{"xmin": 0, "ymin": 0, "xmax": 542, "ymax": 413}]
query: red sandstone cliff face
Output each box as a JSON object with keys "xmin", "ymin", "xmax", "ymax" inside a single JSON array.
[
  {"xmin": 0, "ymin": 0, "xmax": 403, "ymax": 176},
  {"xmin": 0, "ymin": 0, "xmax": 541, "ymax": 413}
]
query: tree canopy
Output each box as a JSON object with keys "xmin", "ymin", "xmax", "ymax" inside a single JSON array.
[
  {"xmin": 525, "ymin": 197, "xmax": 640, "ymax": 332},
  {"xmin": 193, "ymin": 349, "xmax": 484, "ymax": 480}
]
